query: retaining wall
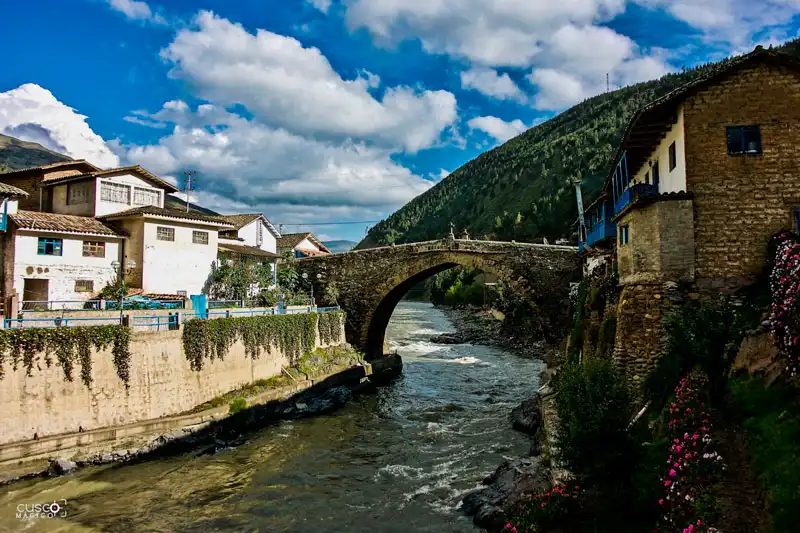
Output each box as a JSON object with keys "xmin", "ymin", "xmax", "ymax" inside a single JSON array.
[{"xmin": 0, "ymin": 318, "xmax": 345, "ymax": 447}]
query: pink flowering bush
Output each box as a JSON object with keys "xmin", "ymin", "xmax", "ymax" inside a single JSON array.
[
  {"xmin": 768, "ymin": 230, "xmax": 800, "ymax": 377},
  {"xmin": 505, "ymin": 481, "xmax": 584, "ymax": 533},
  {"xmin": 656, "ymin": 370, "xmax": 725, "ymax": 532}
]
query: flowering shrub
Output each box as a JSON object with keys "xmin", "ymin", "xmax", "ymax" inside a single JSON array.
[
  {"xmin": 505, "ymin": 481, "xmax": 584, "ymax": 533},
  {"xmin": 768, "ymin": 230, "xmax": 800, "ymax": 377},
  {"xmin": 656, "ymin": 370, "xmax": 725, "ymax": 532}
]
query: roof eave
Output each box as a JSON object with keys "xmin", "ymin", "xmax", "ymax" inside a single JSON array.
[{"xmin": 103, "ymin": 211, "xmax": 234, "ymax": 228}]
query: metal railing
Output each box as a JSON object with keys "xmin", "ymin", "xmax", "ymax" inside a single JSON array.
[
  {"xmin": 4, "ymin": 305, "xmax": 341, "ymax": 329},
  {"xmin": 3, "ymin": 316, "xmax": 122, "ymax": 329},
  {"xmin": 20, "ymin": 299, "xmax": 185, "ymax": 312}
]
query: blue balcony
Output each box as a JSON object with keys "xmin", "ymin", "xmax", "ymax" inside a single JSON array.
[
  {"xmin": 586, "ymin": 220, "xmax": 616, "ymax": 247},
  {"xmin": 613, "ymin": 182, "xmax": 659, "ymax": 215}
]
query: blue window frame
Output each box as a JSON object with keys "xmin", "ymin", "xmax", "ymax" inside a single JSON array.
[
  {"xmin": 794, "ymin": 209, "xmax": 800, "ymax": 232},
  {"xmin": 619, "ymin": 225, "xmax": 630, "ymax": 246},
  {"xmin": 37, "ymin": 238, "xmax": 63, "ymax": 256},
  {"xmin": 726, "ymin": 126, "xmax": 762, "ymax": 155}
]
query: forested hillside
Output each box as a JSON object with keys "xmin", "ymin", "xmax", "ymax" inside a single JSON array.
[
  {"xmin": 0, "ymin": 133, "xmax": 70, "ymax": 172},
  {"xmin": 357, "ymin": 41, "xmax": 800, "ymax": 249}
]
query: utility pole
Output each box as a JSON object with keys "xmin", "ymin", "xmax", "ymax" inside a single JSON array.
[
  {"xmin": 606, "ymin": 73, "xmax": 610, "ymax": 93},
  {"xmin": 182, "ymin": 170, "xmax": 196, "ymax": 213}
]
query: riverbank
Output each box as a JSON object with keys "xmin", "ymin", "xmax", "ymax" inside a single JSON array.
[
  {"xmin": 0, "ymin": 352, "xmax": 402, "ymax": 485},
  {"xmin": 432, "ymin": 304, "xmax": 562, "ymax": 531}
]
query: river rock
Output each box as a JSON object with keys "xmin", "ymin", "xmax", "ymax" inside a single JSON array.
[
  {"xmin": 510, "ymin": 395, "xmax": 541, "ymax": 436},
  {"xmin": 48, "ymin": 458, "xmax": 78, "ymax": 476},
  {"xmin": 461, "ymin": 457, "xmax": 551, "ymax": 532},
  {"xmin": 430, "ymin": 333, "xmax": 465, "ymax": 344}
]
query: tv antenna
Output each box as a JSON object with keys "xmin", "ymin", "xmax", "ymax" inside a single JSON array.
[{"xmin": 182, "ymin": 170, "xmax": 196, "ymax": 212}]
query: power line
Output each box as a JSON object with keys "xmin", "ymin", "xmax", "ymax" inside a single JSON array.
[{"xmin": 278, "ymin": 220, "xmax": 380, "ymax": 226}]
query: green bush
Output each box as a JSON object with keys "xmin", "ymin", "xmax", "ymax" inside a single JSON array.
[
  {"xmin": 554, "ymin": 358, "xmax": 635, "ymax": 491},
  {"xmin": 594, "ymin": 314, "xmax": 617, "ymax": 359},
  {"xmin": 229, "ymin": 397, "xmax": 247, "ymax": 415},
  {"xmin": 730, "ymin": 377, "xmax": 800, "ymax": 533},
  {"xmin": 644, "ymin": 296, "xmax": 760, "ymax": 408}
]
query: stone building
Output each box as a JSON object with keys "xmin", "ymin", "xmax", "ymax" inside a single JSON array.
[{"xmin": 579, "ymin": 46, "xmax": 800, "ymax": 386}]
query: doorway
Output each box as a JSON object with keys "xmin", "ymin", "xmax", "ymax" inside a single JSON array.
[{"xmin": 22, "ymin": 278, "xmax": 49, "ymax": 310}]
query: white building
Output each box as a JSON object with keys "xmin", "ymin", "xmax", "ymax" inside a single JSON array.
[
  {"xmin": 0, "ymin": 161, "xmax": 234, "ymax": 305},
  {"xmin": 277, "ymin": 232, "xmax": 332, "ymax": 258},
  {"xmin": 218, "ymin": 213, "xmax": 282, "ymax": 289}
]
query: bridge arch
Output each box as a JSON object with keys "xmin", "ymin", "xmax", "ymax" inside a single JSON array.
[{"xmin": 296, "ymin": 239, "xmax": 581, "ymax": 360}]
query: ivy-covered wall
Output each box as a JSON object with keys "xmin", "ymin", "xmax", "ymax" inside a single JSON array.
[{"xmin": 0, "ymin": 311, "xmax": 346, "ymax": 447}]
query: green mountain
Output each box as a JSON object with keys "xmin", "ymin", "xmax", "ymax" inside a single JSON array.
[
  {"xmin": 357, "ymin": 42, "xmax": 800, "ymax": 250},
  {"xmin": 323, "ymin": 240, "xmax": 358, "ymax": 253},
  {"xmin": 0, "ymin": 133, "xmax": 71, "ymax": 172}
]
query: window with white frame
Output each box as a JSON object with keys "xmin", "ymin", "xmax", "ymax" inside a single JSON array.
[
  {"xmin": 100, "ymin": 181, "xmax": 131, "ymax": 204},
  {"xmin": 133, "ymin": 187, "xmax": 160, "ymax": 207},
  {"xmin": 67, "ymin": 182, "xmax": 91, "ymax": 205},
  {"xmin": 157, "ymin": 226, "xmax": 175, "ymax": 241},
  {"xmin": 192, "ymin": 230, "xmax": 209, "ymax": 245}
]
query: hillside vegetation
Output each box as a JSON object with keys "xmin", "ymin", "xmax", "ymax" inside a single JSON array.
[
  {"xmin": 357, "ymin": 41, "xmax": 800, "ymax": 249},
  {"xmin": 0, "ymin": 133, "xmax": 71, "ymax": 172}
]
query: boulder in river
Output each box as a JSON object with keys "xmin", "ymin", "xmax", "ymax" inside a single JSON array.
[
  {"xmin": 429, "ymin": 332, "xmax": 465, "ymax": 344},
  {"xmin": 48, "ymin": 458, "xmax": 78, "ymax": 476},
  {"xmin": 510, "ymin": 394, "xmax": 541, "ymax": 436},
  {"xmin": 461, "ymin": 456, "xmax": 551, "ymax": 532}
]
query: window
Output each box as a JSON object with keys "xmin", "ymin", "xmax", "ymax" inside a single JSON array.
[
  {"xmin": 67, "ymin": 182, "xmax": 91, "ymax": 205},
  {"xmin": 619, "ymin": 225, "xmax": 630, "ymax": 246},
  {"xmin": 82, "ymin": 241, "xmax": 106, "ymax": 257},
  {"xmin": 726, "ymin": 125, "xmax": 762, "ymax": 155},
  {"xmin": 133, "ymin": 187, "xmax": 160, "ymax": 207},
  {"xmin": 157, "ymin": 226, "xmax": 175, "ymax": 241},
  {"xmin": 668, "ymin": 142, "xmax": 677, "ymax": 172},
  {"xmin": 100, "ymin": 181, "xmax": 131, "ymax": 204},
  {"xmin": 652, "ymin": 160, "xmax": 660, "ymax": 187},
  {"xmin": 256, "ymin": 222, "xmax": 263, "ymax": 246},
  {"xmin": 192, "ymin": 230, "xmax": 209, "ymax": 245},
  {"xmin": 37, "ymin": 238, "xmax": 63, "ymax": 256},
  {"xmin": 75, "ymin": 280, "xmax": 94, "ymax": 293},
  {"xmin": 793, "ymin": 209, "xmax": 800, "ymax": 232}
]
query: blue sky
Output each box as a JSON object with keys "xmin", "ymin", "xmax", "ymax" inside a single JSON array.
[{"xmin": 1, "ymin": 0, "xmax": 798, "ymax": 242}]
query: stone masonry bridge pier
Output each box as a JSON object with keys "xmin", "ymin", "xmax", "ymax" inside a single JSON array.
[{"xmin": 297, "ymin": 238, "xmax": 581, "ymax": 359}]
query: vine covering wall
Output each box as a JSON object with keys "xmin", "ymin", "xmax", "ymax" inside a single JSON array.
[
  {"xmin": 768, "ymin": 230, "xmax": 800, "ymax": 377},
  {"xmin": 181, "ymin": 311, "xmax": 346, "ymax": 371},
  {"xmin": 0, "ymin": 326, "xmax": 132, "ymax": 387}
]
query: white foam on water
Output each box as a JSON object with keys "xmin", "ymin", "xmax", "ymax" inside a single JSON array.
[{"xmin": 373, "ymin": 464, "xmax": 425, "ymax": 482}]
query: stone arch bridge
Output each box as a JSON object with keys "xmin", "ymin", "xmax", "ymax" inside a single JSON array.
[{"xmin": 297, "ymin": 239, "xmax": 581, "ymax": 359}]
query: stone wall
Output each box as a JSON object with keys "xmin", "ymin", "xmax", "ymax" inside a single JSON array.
[
  {"xmin": 684, "ymin": 62, "xmax": 800, "ymax": 291},
  {"xmin": 617, "ymin": 198, "xmax": 695, "ymax": 285},
  {"xmin": 0, "ymin": 318, "xmax": 345, "ymax": 446},
  {"xmin": 297, "ymin": 239, "xmax": 581, "ymax": 358}
]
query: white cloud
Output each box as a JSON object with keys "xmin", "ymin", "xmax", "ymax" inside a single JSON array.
[
  {"xmin": 460, "ymin": 67, "xmax": 527, "ymax": 102},
  {"xmin": 0, "ymin": 84, "xmax": 120, "ymax": 168},
  {"xmin": 123, "ymin": 101, "xmax": 435, "ymax": 216},
  {"xmin": 106, "ymin": 0, "xmax": 167, "ymax": 25},
  {"xmin": 306, "ymin": 0, "xmax": 332, "ymax": 13},
  {"xmin": 634, "ymin": 0, "xmax": 800, "ymax": 47},
  {"xmin": 467, "ymin": 116, "xmax": 528, "ymax": 143},
  {"xmin": 161, "ymin": 11, "xmax": 458, "ymax": 152}
]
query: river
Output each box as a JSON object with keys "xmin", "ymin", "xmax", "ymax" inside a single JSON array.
[{"xmin": 1, "ymin": 302, "xmax": 543, "ymax": 533}]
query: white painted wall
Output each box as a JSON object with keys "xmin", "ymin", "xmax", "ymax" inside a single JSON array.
[
  {"xmin": 3, "ymin": 199, "xmax": 18, "ymax": 215},
  {"xmin": 13, "ymin": 231, "xmax": 122, "ymax": 303},
  {"xmin": 238, "ymin": 218, "xmax": 278, "ymax": 253},
  {"xmin": 630, "ymin": 105, "xmax": 687, "ymax": 193},
  {"xmin": 141, "ymin": 220, "xmax": 219, "ymax": 295},
  {"xmin": 295, "ymin": 237, "xmax": 320, "ymax": 252},
  {"xmin": 92, "ymin": 174, "xmax": 165, "ymax": 217}
]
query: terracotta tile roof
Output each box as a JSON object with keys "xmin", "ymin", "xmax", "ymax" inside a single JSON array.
[
  {"xmin": 98, "ymin": 205, "xmax": 234, "ymax": 227},
  {"xmin": 0, "ymin": 182, "xmax": 29, "ymax": 198},
  {"xmin": 218, "ymin": 243, "xmax": 279, "ymax": 259},
  {"xmin": 220, "ymin": 213, "xmax": 281, "ymax": 238},
  {"xmin": 41, "ymin": 165, "xmax": 180, "ymax": 193},
  {"xmin": 221, "ymin": 213, "xmax": 261, "ymax": 229},
  {"xmin": 276, "ymin": 232, "xmax": 331, "ymax": 253},
  {"xmin": 10, "ymin": 210, "xmax": 127, "ymax": 237}
]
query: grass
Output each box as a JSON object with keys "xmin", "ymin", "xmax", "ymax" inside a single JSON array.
[
  {"xmin": 184, "ymin": 346, "xmax": 364, "ymax": 415},
  {"xmin": 729, "ymin": 376, "xmax": 800, "ymax": 533}
]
